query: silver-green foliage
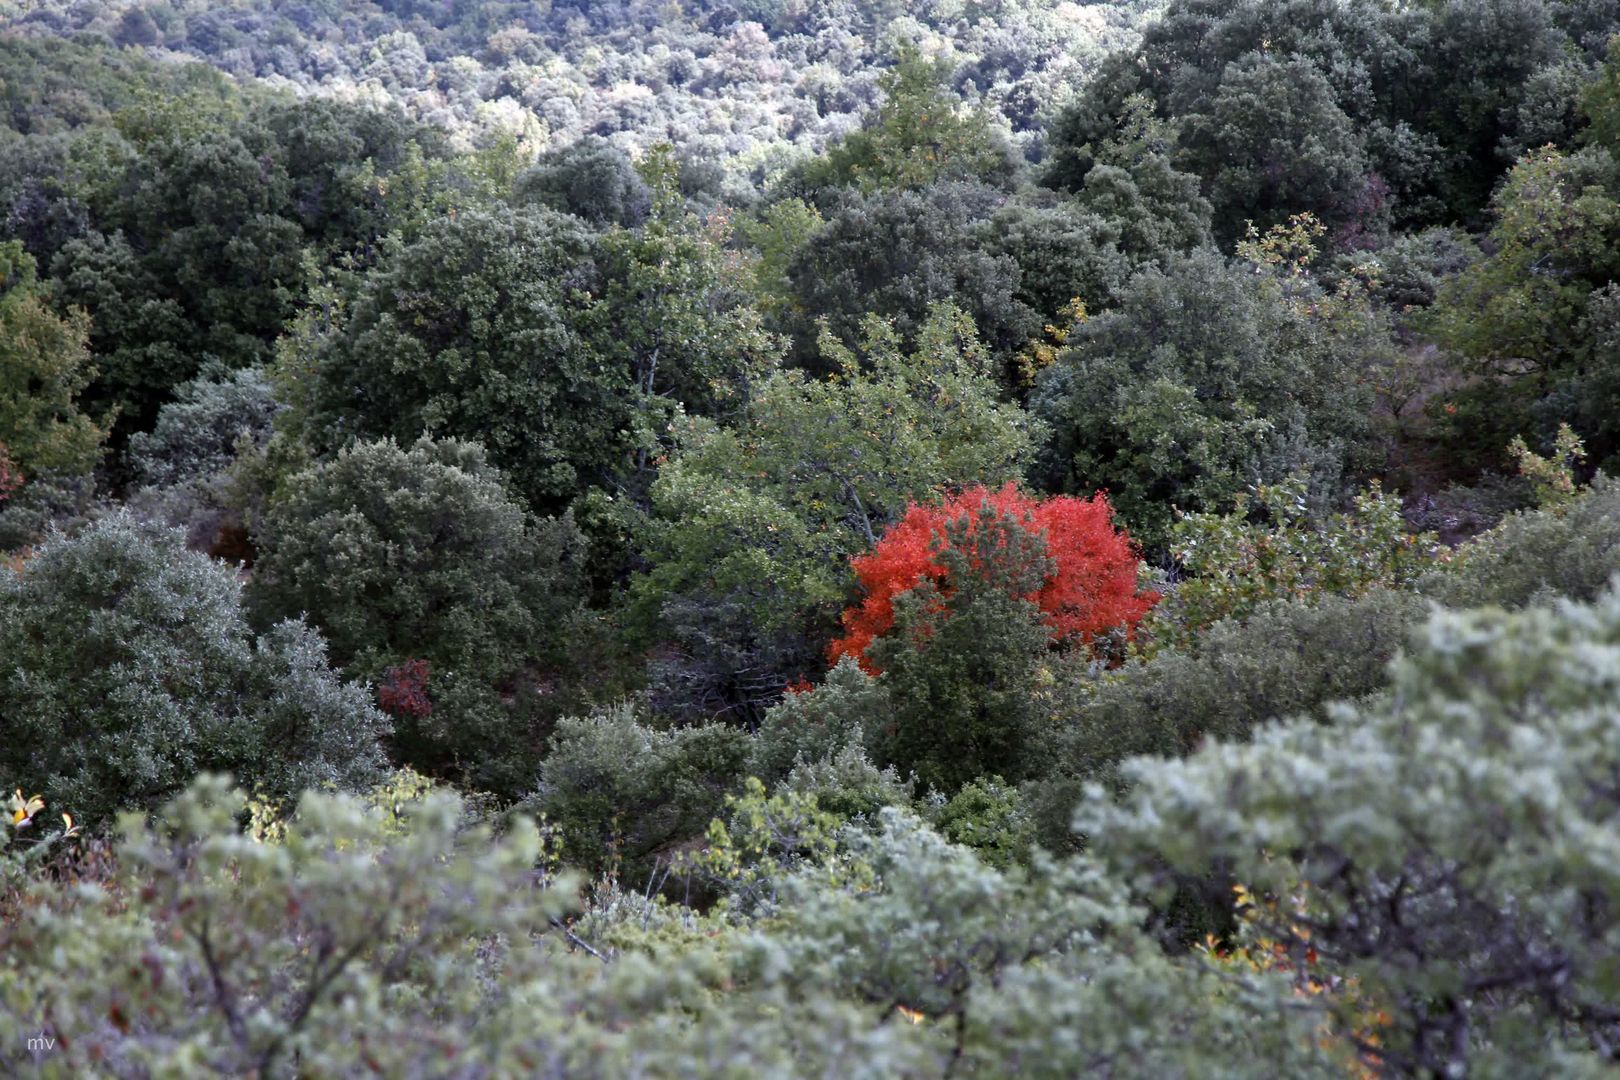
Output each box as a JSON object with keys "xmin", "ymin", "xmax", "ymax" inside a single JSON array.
[
  {"xmin": 2, "ymin": 777, "xmax": 1338, "ymax": 1079},
  {"xmin": 0, "ymin": 513, "xmax": 387, "ymax": 823},
  {"xmin": 1087, "ymin": 579, "xmax": 1620, "ymax": 1075}
]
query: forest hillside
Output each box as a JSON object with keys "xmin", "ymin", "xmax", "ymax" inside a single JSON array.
[{"xmin": 4, "ymin": 0, "xmax": 1620, "ymax": 1074}]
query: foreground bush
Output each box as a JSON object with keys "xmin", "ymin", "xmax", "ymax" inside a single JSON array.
[
  {"xmin": 1, "ymin": 777, "xmax": 1345, "ymax": 1078},
  {"xmin": 1088, "ymin": 579, "xmax": 1620, "ymax": 1075}
]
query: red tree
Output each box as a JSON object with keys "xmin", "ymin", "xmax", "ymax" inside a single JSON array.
[{"xmin": 828, "ymin": 484, "xmax": 1157, "ymax": 671}]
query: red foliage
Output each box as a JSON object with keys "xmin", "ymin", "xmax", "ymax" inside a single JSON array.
[
  {"xmin": 783, "ymin": 675, "xmax": 815, "ymax": 696},
  {"xmin": 377, "ymin": 658, "xmax": 433, "ymax": 718},
  {"xmin": 828, "ymin": 483, "xmax": 1157, "ymax": 671},
  {"xmin": 0, "ymin": 442, "xmax": 22, "ymax": 505}
]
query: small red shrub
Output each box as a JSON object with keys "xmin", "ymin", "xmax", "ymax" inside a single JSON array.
[{"xmin": 377, "ymin": 658, "xmax": 433, "ymax": 719}]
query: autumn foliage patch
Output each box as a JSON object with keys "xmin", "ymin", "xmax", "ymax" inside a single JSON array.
[
  {"xmin": 0, "ymin": 442, "xmax": 20, "ymax": 504},
  {"xmin": 829, "ymin": 484, "xmax": 1156, "ymax": 670},
  {"xmin": 378, "ymin": 658, "xmax": 433, "ymax": 719}
]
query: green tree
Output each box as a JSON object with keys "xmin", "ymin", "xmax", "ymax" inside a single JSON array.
[
  {"xmin": 283, "ymin": 206, "xmax": 622, "ymax": 510},
  {"xmin": 1424, "ymin": 146, "xmax": 1620, "ymax": 466},
  {"xmin": 1026, "ymin": 587, "xmax": 1424, "ymax": 852},
  {"xmin": 1031, "ymin": 244, "xmax": 1389, "ymax": 547},
  {"xmin": 248, "ymin": 437, "xmax": 585, "ymax": 789},
  {"xmin": 782, "ymin": 181, "xmax": 1040, "ymax": 370},
  {"xmin": 1422, "ymin": 470, "xmax": 1620, "ymax": 609},
  {"xmin": 514, "ymin": 134, "xmax": 652, "ymax": 227},
  {"xmin": 0, "ymin": 241, "xmax": 103, "ymax": 476},
  {"xmin": 1178, "ymin": 55, "xmax": 1375, "ymax": 243},
  {"xmin": 1144, "ymin": 475, "xmax": 1444, "ymax": 652},
  {"xmin": 581, "ymin": 151, "xmax": 784, "ymax": 474},
  {"xmin": 632, "ymin": 304, "xmax": 1036, "ymax": 723},
  {"xmin": 530, "ymin": 705, "xmax": 751, "ymax": 879},
  {"xmin": 787, "ymin": 48, "xmax": 1017, "ymax": 201},
  {"xmin": 1065, "ymin": 94, "xmax": 1214, "ymax": 262}
]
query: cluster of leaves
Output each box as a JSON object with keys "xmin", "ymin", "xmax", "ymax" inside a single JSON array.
[{"xmin": 248, "ymin": 437, "xmax": 586, "ymax": 792}]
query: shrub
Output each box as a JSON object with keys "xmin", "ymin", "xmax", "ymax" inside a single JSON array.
[
  {"xmin": 1144, "ymin": 475, "xmax": 1444, "ymax": 654},
  {"xmin": 1422, "ymin": 471, "xmax": 1620, "ymax": 609},
  {"xmin": 125, "ymin": 366, "xmax": 279, "ymax": 488},
  {"xmin": 0, "ymin": 776, "xmax": 573, "ymax": 1076},
  {"xmin": 931, "ymin": 776, "xmax": 1033, "ymax": 871},
  {"xmin": 1025, "ymin": 589, "xmax": 1427, "ymax": 851},
  {"xmin": 249, "ymin": 437, "xmax": 586, "ymax": 788},
  {"xmin": 513, "ymin": 135, "xmax": 652, "ymax": 227},
  {"xmin": 0, "ymin": 514, "xmax": 387, "ymax": 823},
  {"xmin": 283, "ymin": 206, "xmax": 623, "ymax": 509},
  {"xmin": 1087, "ymin": 579, "xmax": 1620, "ymax": 1075},
  {"xmin": 251, "ymin": 436, "xmax": 582, "ymax": 678},
  {"xmin": 750, "ymin": 657, "xmax": 890, "ymax": 785},
  {"xmin": 532, "ymin": 706, "xmax": 751, "ymax": 880}
]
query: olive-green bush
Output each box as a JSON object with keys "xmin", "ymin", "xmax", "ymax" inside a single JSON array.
[{"xmin": 0, "ymin": 514, "xmax": 387, "ymax": 822}]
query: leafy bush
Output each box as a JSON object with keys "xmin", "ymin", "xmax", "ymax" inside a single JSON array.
[
  {"xmin": 1026, "ymin": 588, "xmax": 1422, "ymax": 852},
  {"xmin": 1, "ymin": 772, "xmax": 1342, "ymax": 1078},
  {"xmin": 931, "ymin": 776, "xmax": 1033, "ymax": 871},
  {"xmin": 750, "ymin": 657, "xmax": 889, "ymax": 785},
  {"xmin": 126, "ymin": 366, "xmax": 279, "ymax": 488},
  {"xmin": 1423, "ymin": 146, "xmax": 1620, "ymax": 467},
  {"xmin": 0, "ymin": 514, "xmax": 387, "ymax": 822},
  {"xmin": 1423, "ymin": 471, "xmax": 1620, "ymax": 608},
  {"xmin": 531, "ymin": 706, "xmax": 751, "ymax": 880},
  {"xmin": 1144, "ymin": 475, "xmax": 1444, "ymax": 653},
  {"xmin": 251, "ymin": 437, "xmax": 582, "ymax": 677},
  {"xmin": 782, "ymin": 181, "xmax": 1038, "ymax": 367},
  {"xmin": 862, "ymin": 501, "xmax": 1061, "ymax": 792},
  {"xmin": 0, "ymin": 775, "xmax": 573, "ymax": 1077},
  {"xmin": 776, "ymin": 743, "xmax": 914, "ymax": 824},
  {"xmin": 1087, "ymin": 579, "xmax": 1620, "ymax": 1075}
]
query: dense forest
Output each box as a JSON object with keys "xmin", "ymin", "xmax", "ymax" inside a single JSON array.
[{"xmin": 4, "ymin": 0, "xmax": 1620, "ymax": 1073}]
